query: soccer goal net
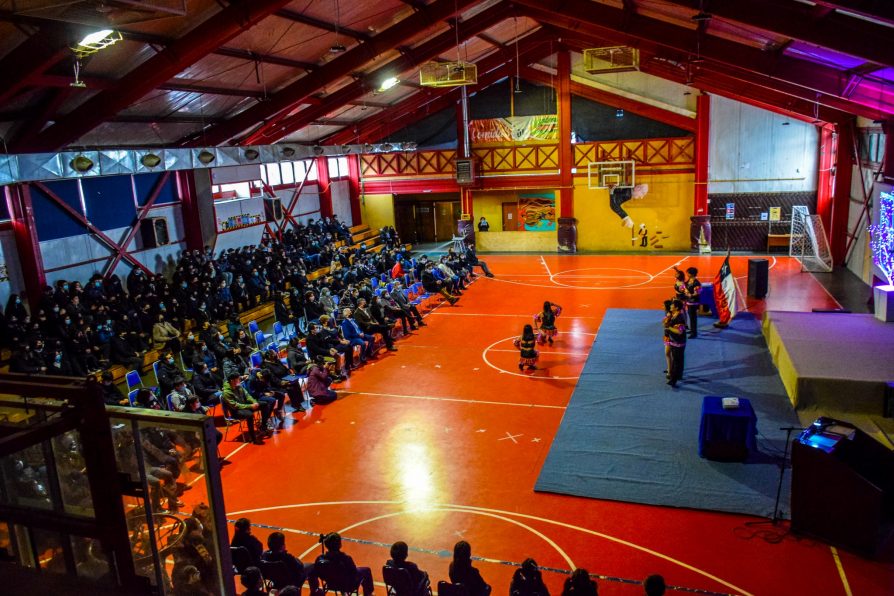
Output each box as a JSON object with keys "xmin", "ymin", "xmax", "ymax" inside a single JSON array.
[{"xmin": 790, "ymin": 205, "xmax": 833, "ymax": 272}]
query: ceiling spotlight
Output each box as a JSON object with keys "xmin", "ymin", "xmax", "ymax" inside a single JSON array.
[
  {"xmin": 363, "ymin": 143, "xmax": 375, "ymax": 153},
  {"xmin": 197, "ymin": 150, "xmax": 216, "ymax": 164},
  {"xmin": 312, "ymin": 146, "xmax": 325, "ymax": 156},
  {"xmin": 341, "ymin": 145, "xmax": 353, "ymax": 154},
  {"xmin": 281, "ymin": 147, "xmax": 296, "ymax": 158},
  {"xmin": 379, "ymin": 77, "xmax": 399, "ymax": 92},
  {"xmin": 691, "ymin": 11, "xmax": 712, "ymax": 22},
  {"xmin": 402, "ymin": 142, "xmax": 417, "ymax": 151},
  {"xmin": 244, "ymin": 148, "xmax": 260, "ymax": 161},
  {"xmin": 73, "ymin": 29, "xmax": 122, "ymax": 58},
  {"xmin": 380, "ymin": 143, "xmax": 393, "ymax": 152},
  {"xmin": 330, "ymin": 43, "xmax": 347, "ymax": 54}
]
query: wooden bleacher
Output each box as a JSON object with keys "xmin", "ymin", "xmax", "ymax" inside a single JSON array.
[{"xmin": 0, "ymin": 223, "xmax": 409, "ymax": 381}]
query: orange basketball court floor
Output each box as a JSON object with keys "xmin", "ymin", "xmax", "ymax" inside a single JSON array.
[{"xmin": 211, "ymin": 254, "xmax": 894, "ymax": 596}]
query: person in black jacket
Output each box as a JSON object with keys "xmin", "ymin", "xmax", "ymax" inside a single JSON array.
[
  {"xmin": 449, "ymin": 541, "xmax": 491, "ymax": 596},
  {"xmin": 99, "ymin": 371, "xmax": 129, "ymax": 406},
  {"xmin": 191, "ymin": 362, "xmax": 222, "ymax": 406},
  {"xmin": 510, "ymin": 559, "xmax": 549, "ymax": 596},
  {"xmin": 231, "ymin": 518, "xmax": 263, "ymax": 568},
  {"xmin": 306, "ymin": 323, "xmax": 353, "ymax": 371},
  {"xmin": 385, "ymin": 541, "xmax": 430, "ymax": 596},
  {"xmin": 156, "ymin": 352, "xmax": 183, "ymax": 399},
  {"xmin": 308, "ymin": 532, "xmax": 373, "ymax": 596},
  {"xmin": 260, "ymin": 531, "xmax": 309, "ymax": 590},
  {"xmin": 110, "ymin": 328, "xmax": 144, "ymax": 372},
  {"xmin": 561, "ymin": 569, "xmax": 597, "ymax": 596},
  {"xmin": 421, "ymin": 263, "xmax": 458, "ymax": 305}
]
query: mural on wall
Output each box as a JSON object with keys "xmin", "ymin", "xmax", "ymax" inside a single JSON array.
[
  {"xmin": 0, "ymin": 263, "xmax": 7, "ymax": 282},
  {"xmin": 469, "ymin": 115, "xmax": 558, "ymax": 143},
  {"xmin": 519, "ymin": 192, "xmax": 556, "ymax": 231}
]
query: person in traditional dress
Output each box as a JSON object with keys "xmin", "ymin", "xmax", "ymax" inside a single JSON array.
[{"xmin": 534, "ymin": 301, "xmax": 563, "ymax": 345}]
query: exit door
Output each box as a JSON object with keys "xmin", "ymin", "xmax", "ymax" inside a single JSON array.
[{"xmin": 502, "ymin": 202, "xmax": 518, "ymax": 231}]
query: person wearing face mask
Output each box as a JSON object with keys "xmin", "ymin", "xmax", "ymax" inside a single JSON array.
[
  {"xmin": 99, "ymin": 371, "xmax": 129, "ymax": 406},
  {"xmin": 10, "ymin": 340, "xmax": 47, "ymax": 375},
  {"xmin": 152, "ymin": 313, "xmax": 182, "ymax": 353},
  {"xmin": 191, "ymin": 362, "xmax": 223, "ymax": 406},
  {"xmin": 156, "ymin": 352, "xmax": 183, "ymax": 399},
  {"xmin": 222, "ymin": 372, "xmax": 271, "ymax": 444}
]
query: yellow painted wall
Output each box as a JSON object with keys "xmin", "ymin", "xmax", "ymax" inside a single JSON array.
[
  {"xmin": 476, "ymin": 231, "xmax": 556, "ymax": 252},
  {"xmin": 361, "ymin": 193, "xmax": 395, "ymax": 229},
  {"xmin": 574, "ymin": 173, "xmax": 694, "ymax": 251},
  {"xmin": 472, "ymin": 190, "xmax": 566, "ymax": 233}
]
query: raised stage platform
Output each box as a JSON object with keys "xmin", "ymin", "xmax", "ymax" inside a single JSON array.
[{"xmin": 762, "ymin": 311, "xmax": 894, "ymax": 419}]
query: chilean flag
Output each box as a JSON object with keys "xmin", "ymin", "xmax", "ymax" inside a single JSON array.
[{"xmin": 713, "ymin": 253, "xmax": 737, "ymax": 326}]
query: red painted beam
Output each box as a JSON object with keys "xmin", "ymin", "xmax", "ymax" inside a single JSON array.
[
  {"xmin": 176, "ymin": 171, "xmax": 205, "ymax": 252},
  {"xmin": 346, "ymin": 155, "xmax": 363, "ymax": 226},
  {"xmin": 316, "ymin": 157, "xmax": 334, "ymax": 219},
  {"xmin": 694, "ymin": 93, "xmax": 709, "ymax": 217},
  {"xmin": 661, "ymin": 0, "xmax": 894, "ymax": 68},
  {"xmin": 322, "ymin": 34, "xmax": 557, "ymax": 146},
  {"xmin": 5, "ymin": 185, "xmax": 46, "ymax": 310},
  {"xmin": 830, "ymin": 120, "xmax": 856, "ymax": 264},
  {"xmin": 519, "ymin": 66, "xmax": 697, "ymax": 133},
  {"xmin": 197, "ymin": 0, "xmax": 483, "ymax": 147},
  {"xmin": 557, "ymin": 51, "xmax": 574, "ymax": 220},
  {"xmin": 243, "ymin": 3, "xmax": 510, "ymax": 146},
  {"xmin": 0, "ymin": 23, "xmax": 73, "ymax": 106},
  {"xmin": 816, "ymin": 125, "xmax": 836, "ymax": 233},
  {"xmin": 17, "ymin": 0, "xmax": 296, "ymax": 152},
  {"xmin": 518, "ymin": 1, "xmax": 894, "ymax": 120}
]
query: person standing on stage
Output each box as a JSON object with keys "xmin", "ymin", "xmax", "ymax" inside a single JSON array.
[
  {"xmin": 684, "ymin": 267, "xmax": 702, "ymax": 338},
  {"xmin": 664, "ymin": 299, "xmax": 687, "ymax": 387},
  {"xmin": 513, "ymin": 324, "xmax": 540, "ymax": 372},
  {"xmin": 534, "ymin": 301, "xmax": 563, "ymax": 345}
]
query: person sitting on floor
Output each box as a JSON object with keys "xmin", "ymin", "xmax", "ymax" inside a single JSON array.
[
  {"xmin": 385, "ymin": 541, "xmax": 430, "ymax": 596},
  {"xmin": 306, "ymin": 356, "xmax": 338, "ymax": 405}
]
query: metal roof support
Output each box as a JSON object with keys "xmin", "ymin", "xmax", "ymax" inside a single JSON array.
[
  {"xmin": 17, "ymin": 0, "xmax": 296, "ymax": 153},
  {"xmin": 242, "ymin": 3, "xmax": 512, "ymax": 146},
  {"xmin": 196, "ymin": 0, "xmax": 483, "ymax": 147},
  {"xmin": 0, "ymin": 23, "xmax": 73, "ymax": 107},
  {"xmin": 102, "ymin": 172, "xmax": 172, "ymax": 277},
  {"xmin": 31, "ymin": 181, "xmax": 151, "ymax": 275},
  {"xmin": 322, "ymin": 35, "xmax": 556, "ymax": 146},
  {"xmin": 557, "ymin": 50, "xmax": 574, "ymax": 220},
  {"xmin": 812, "ymin": 1, "xmax": 894, "ymax": 27},
  {"xmin": 519, "ymin": 65, "xmax": 697, "ymax": 132},
  {"xmin": 661, "ymin": 0, "xmax": 894, "ymax": 68},
  {"xmin": 5, "ymin": 184, "xmax": 46, "ymax": 311},
  {"xmin": 516, "ymin": 0, "xmax": 892, "ymax": 120}
]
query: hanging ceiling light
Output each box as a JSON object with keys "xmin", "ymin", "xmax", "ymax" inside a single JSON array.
[
  {"xmin": 379, "ymin": 77, "xmax": 399, "ymax": 92},
  {"xmin": 73, "ymin": 29, "xmax": 122, "ymax": 58},
  {"xmin": 330, "ymin": 0, "xmax": 347, "ymax": 54}
]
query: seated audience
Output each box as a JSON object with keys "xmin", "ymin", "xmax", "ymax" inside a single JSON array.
[
  {"xmin": 385, "ymin": 541, "xmax": 430, "ymax": 596},
  {"xmin": 261, "ymin": 531, "xmax": 309, "ymax": 590},
  {"xmin": 241, "ymin": 566, "xmax": 269, "ymax": 596},
  {"xmin": 510, "ymin": 558, "xmax": 549, "ymax": 596},
  {"xmin": 643, "ymin": 574, "xmax": 665, "ymax": 596},
  {"xmin": 222, "ymin": 372, "xmax": 272, "ymax": 444},
  {"xmin": 561, "ymin": 569, "xmax": 597, "ymax": 596},
  {"xmin": 308, "ymin": 532, "xmax": 374, "ymax": 596},
  {"xmin": 232, "ymin": 517, "xmax": 264, "ymax": 567},
  {"xmin": 449, "ymin": 541, "xmax": 491, "ymax": 596}
]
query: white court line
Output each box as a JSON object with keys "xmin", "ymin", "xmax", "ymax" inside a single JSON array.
[
  {"xmin": 428, "ymin": 312, "xmax": 598, "ymax": 319},
  {"xmin": 336, "ymin": 390, "xmax": 567, "ymax": 410},
  {"xmin": 490, "ymin": 348, "xmax": 590, "ymax": 356},
  {"xmin": 187, "ymin": 441, "xmax": 249, "ymax": 486},
  {"xmin": 540, "ymin": 254, "xmax": 554, "ymax": 278}
]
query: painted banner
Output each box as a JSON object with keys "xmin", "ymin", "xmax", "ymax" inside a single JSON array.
[
  {"xmin": 518, "ymin": 192, "xmax": 556, "ymax": 231},
  {"xmin": 469, "ymin": 115, "xmax": 558, "ymax": 143}
]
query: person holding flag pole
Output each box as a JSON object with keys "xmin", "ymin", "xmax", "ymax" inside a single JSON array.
[{"xmin": 713, "ymin": 251, "xmax": 738, "ymax": 329}]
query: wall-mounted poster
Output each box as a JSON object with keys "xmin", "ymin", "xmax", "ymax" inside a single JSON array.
[
  {"xmin": 518, "ymin": 192, "xmax": 556, "ymax": 231},
  {"xmin": 469, "ymin": 115, "xmax": 558, "ymax": 143},
  {"xmin": 0, "ymin": 263, "xmax": 7, "ymax": 283}
]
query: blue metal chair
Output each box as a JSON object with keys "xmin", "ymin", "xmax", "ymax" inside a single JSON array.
[
  {"xmin": 254, "ymin": 330, "xmax": 273, "ymax": 351},
  {"xmin": 385, "ymin": 282, "xmax": 394, "ymax": 293},
  {"xmin": 125, "ymin": 370, "xmax": 142, "ymax": 392},
  {"xmin": 249, "ymin": 350, "xmax": 263, "ymax": 369},
  {"xmin": 127, "ymin": 389, "xmax": 139, "ymax": 407},
  {"xmin": 151, "ymin": 360, "xmax": 161, "ymax": 387},
  {"xmin": 165, "ymin": 393, "xmax": 176, "ymax": 411},
  {"xmin": 371, "ymin": 277, "xmax": 380, "ymax": 289},
  {"xmin": 249, "ymin": 319, "xmax": 273, "ymax": 346}
]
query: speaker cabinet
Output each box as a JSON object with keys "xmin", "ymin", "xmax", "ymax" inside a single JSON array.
[
  {"xmin": 264, "ymin": 197, "xmax": 283, "ymax": 221},
  {"xmin": 140, "ymin": 217, "xmax": 169, "ymax": 248},
  {"xmin": 747, "ymin": 258, "xmax": 769, "ymax": 299}
]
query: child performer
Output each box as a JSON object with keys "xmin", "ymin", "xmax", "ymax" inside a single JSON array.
[
  {"xmin": 534, "ymin": 301, "xmax": 563, "ymax": 345},
  {"xmin": 513, "ymin": 324, "xmax": 539, "ymax": 372},
  {"xmin": 664, "ymin": 299, "xmax": 688, "ymax": 387},
  {"xmin": 684, "ymin": 267, "xmax": 702, "ymax": 338}
]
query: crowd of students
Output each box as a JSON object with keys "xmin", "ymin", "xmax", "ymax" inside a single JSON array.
[{"xmin": 221, "ymin": 519, "xmax": 667, "ymax": 596}]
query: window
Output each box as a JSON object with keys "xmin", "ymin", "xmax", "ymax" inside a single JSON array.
[
  {"xmin": 307, "ymin": 161, "xmax": 318, "ymax": 182},
  {"xmin": 860, "ymin": 130, "xmax": 886, "ymax": 164},
  {"xmin": 265, "ymin": 163, "xmax": 281, "ymax": 186},
  {"xmin": 293, "ymin": 160, "xmax": 308, "ymax": 182},
  {"xmin": 281, "ymin": 162, "xmax": 295, "ymax": 185},
  {"xmin": 337, "ymin": 156, "xmax": 349, "ymax": 178},
  {"xmin": 218, "ymin": 182, "xmax": 251, "ymax": 197},
  {"xmin": 328, "ymin": 157, "xmax": 341, "ymax": 178}
]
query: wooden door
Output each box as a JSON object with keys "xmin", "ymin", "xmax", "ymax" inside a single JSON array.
[
  {"xmin": 394, "ymin": 202, "xmax": 418, "ymax": 244},
  {"xmin": 416, "ymin": 203, "xmax": 436, "ymax": 242},
  {"xmin": 502, "ymin": 202, "xmax": 518, "ymax": 231},
  {"xmin": 434, "ymin": 201, "xmax": 458, "ymax": 242}
]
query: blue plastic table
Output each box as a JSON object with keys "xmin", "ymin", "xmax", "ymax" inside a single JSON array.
[{"xmin": 698, "ymin": 396, "xmax": 757, "ymax": 461}]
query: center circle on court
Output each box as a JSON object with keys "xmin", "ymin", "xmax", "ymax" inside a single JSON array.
[
  {"xmin": 482, "ymin": 333, "xmax": 596, "ymax": 380},
  {"xmin": 549, "ymin": 267, "xmax": 654, "ymax": 289}
]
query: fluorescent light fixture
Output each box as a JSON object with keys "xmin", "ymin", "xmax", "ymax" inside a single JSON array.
[
  {"xmin": 379, "ymin": 77, "xmax": 399, "ymax": 91},
  {"xmin": 74, "ymin": 29, "xmax": 122, "ymax": 57},
  {"xmin": 79, "ymin": 29, "xmax": 115, "ymax": 46}
]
